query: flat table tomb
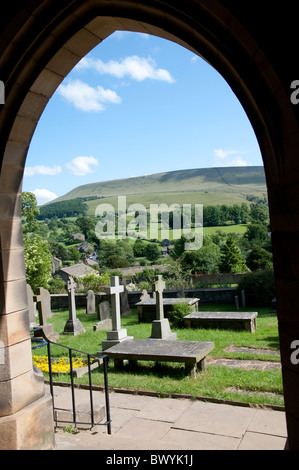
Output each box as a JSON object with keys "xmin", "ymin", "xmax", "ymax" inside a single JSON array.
[
  {"xmin": 183, "ymin": 311, "xmax": 258, "ymax": 333},
  {"xmin": 103, "ymin": 338, "xmax": 214, "ymax": 377}
]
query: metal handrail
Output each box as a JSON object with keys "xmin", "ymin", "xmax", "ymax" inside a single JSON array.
[{"xmin": 31, "ymin": 327, "xmax": 111, "ymax": 434}]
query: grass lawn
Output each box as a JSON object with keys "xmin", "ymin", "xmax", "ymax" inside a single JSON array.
[{"xmin": 33, "ymin": 304, "xmax": 284, "ymax": 408}]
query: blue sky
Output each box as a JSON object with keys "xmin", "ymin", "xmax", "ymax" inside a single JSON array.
[{"xmin": 23, "ymin": 31, "xmax": 263, "ymax": 205}]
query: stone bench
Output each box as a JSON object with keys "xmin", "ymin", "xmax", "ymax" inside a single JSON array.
[
  {"xmin": 103, "ymin": 338, "xmax": 214, "ymax": 377},
  {"xmin": 183, "ymin": 311, "xmax": 258, "ymax": 333},
  {"xmin": 136, "ymin": 298, "xmax": 200, "ymax": 322}
]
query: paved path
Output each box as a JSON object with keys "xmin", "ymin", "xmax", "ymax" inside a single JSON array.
[{"xmin": 52, "ymin": 385, "xmax": 287, "ymax": 451}]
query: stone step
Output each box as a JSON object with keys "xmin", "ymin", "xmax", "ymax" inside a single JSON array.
[{"xmin": 55, "ymin": 402, "xmax": 106, "ymax": 430}]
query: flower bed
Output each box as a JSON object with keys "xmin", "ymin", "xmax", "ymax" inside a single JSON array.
[{"xmin": 33, "ymin": 355, "xmax": 102, "ymax": 378}]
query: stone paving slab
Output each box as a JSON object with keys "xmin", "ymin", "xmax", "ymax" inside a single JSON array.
[
  {"xmin": 237, "ymin": 431, "xmax": 287, "ymax": 450},
  {"xmin": 162, "ymin": 428, "xmax": 240, "ymax": 450},
  {"xmin": 173, "ymin": 400, "xmax": 257, "ymax": 439},
  {"xmin": 53, "ymin": 386, "xmax": 288, "ymax": 450}
]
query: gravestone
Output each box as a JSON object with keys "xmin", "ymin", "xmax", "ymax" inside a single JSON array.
[
  {"xmin": 140, "ymin": 289, "xmax": 150, "ymax": 301},
  {"xmin": 63, "ymin": 277, "xmax": 85, "ymax": 336},
  {"xmin": 93, "ymin": 301, "xmax": 112, "ymax": 331},
  {"xmin": 149, "ymin": 275, "xmax": 177, "ymax": 341},
  {"xmin": 101, "ymin": 276, "xmax": 133, "ymax": 350},
  {"xmin": 120, "ymin": 284, "xmax": 131, "ymax": 316},
  {"xmin": 33, "ymin": 287, "xmax": 59, "ymax": 341},
  {"xmin": 126, "ymin": 282, "xmax": 136, "ymax": 291},
  {"xmin": 26, "ymin": 283, "xmax": 37, "ymax": 325},
  {"xmin": 98, "ymin": 301, "xmax": 111, "ymax": 321},
  {"xmin": 86, "ymin": 290, "xmax": 96, "ymax": 314}
]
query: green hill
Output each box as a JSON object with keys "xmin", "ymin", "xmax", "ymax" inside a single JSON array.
[{"xmin": 52, "ymin": 166, "xmax": 266, "ymax": 210}]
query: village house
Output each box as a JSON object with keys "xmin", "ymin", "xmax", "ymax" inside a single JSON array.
[
  {"xmin": 57, "ymin": 263, "xmax": 97, "ymax": 283},
  {"xmin": 70, "ymin": 232, "xmax": 85, "ymax": 241}
]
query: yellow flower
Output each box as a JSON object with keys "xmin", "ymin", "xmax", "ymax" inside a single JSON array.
[{"xmin": 33, "ymin": 355, "xmax": 87, "ymax": 373}]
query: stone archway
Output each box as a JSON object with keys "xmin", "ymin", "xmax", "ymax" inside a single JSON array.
[{"xmin": 1, "ymin": 1, "xmax": 299, "ymax": 449}]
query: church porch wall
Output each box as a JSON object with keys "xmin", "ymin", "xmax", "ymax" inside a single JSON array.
[{"xmin": 0, "ymin": 394, "xmax": 55, "ymax": 450}]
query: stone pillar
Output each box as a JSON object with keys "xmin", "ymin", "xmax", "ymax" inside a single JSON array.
[
  {"xmin": 0, "ymin": 182, "xmax": 55, "ymax": 449},
  {"xmin": 267, "ymin": 132, "xmax": 299, "ymax": 450}
]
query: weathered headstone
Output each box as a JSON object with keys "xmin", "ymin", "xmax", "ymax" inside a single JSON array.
[
  {"xmin": 177, "ymin": 287, "xmax": 185, "ymax": 298},
  {"xmin": 63, "ymin": 277, "xmax": 85, "ymax": 336},
  {"xmin": 120, "ymin": 284, "xmax": 131, "ymax": 316},
  {"xmin": 126, "ymin": 282, "xmax": 136, "ymax": 291},
  {"xmin": 26, "ymin": 283, "xmax": 37, "ymax": 325},
  {"xmin": 86, "ymin": 289, "xmax": 96, "ymax": 314},
  {"xmin": 93, "ymin": 301, "xmax": 112, "ymax": 331},
  {"xmin": 34, "ymin": 287, "xmax": 51, "ymax": 325},
  {"xmin": 149, "ymin": 275, "xmax": 177, "ymax": 340},
  {"xmin": 140, "ymin": 289, "xmax": 150, "ymax": 301},
  {"xmin": 33, "ymin": 287, "xmax": 59, "ymax": 341},
  {"xmin": 98, "ymin": 301, "xmax": 111, "ymax": 321},
  {"xmin": 101, "ymin": 276, "xmax": 133, "ymax": 350}
]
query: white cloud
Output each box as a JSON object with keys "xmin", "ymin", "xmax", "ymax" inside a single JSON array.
[
  {"xmin": 33, "ymin": 189, "xmax": 58, "ymax": 205},
  {"xmin": 58, "ymin": 79, "xmax": 121, "ymax": 112},
  {"xmin": 213, "ymin": 148, "xmax": 251, "ymax": 167},
  {"xmin": 77, "ymin": 55, "xmax": 175, "ymax": 83},
  {"xmin": 24, "ymin": 165, "xmax": 62, "ymax": 176},
  {"xmin": 112, "ymin": 31, "xmax": 150, "ymax": 41},
  {"xmin": 66, "ymin": 156, "xmax": 98, "ymax": 176}
]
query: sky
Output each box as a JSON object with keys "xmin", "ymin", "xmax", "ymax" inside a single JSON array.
[{"xmin": 23, "ymin": 31, "xmax": 263, "ymax": 206}]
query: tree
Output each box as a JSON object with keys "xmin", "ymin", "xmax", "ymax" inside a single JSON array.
[
  {"xmin": 220, "ymin": 236, "xmax": 247, "ymax": 273},
  {"xmin": 246, "ymin": 246, "xmax": 273, "ymax": 271},
  {"xmin": 180, "ymin": 242, "xmax": 221, "ymax": 274},
  {"xmin": 244, "ymin": 223, "xmax": 268, "ymax": 243},
  {"xmin": 23, "ymin": 235, "xmax": 53, "ymax": 292},
  {"xmin": 22, "ymin": 192, "xmax": 40, "ymax": 233},
  {"xmin": 145, "ymin": 243, "xmax": 160, "ymax": 263},
  {"xmin": 169, "ymin": 236, "xmax": 189, "ymax": 260},
  {"xmin": 76, "ymin": 216, "xmax": 95, "ymax": 237},
  {"xmin": 250, "ymin": 203, "xmax": 269, "ymax": 225},
  {"xmin": 49, "ymin": 242, "xmax": 69, "ymax": 260},
  {"xmin": 67, "ymin": 245, "xmax": 81, "ymax": 262},
  {"xmin": 106, "ymin": 254, "xmax": 129, "ymax": 268},
  {"xmin": 133, "ymin": 239, "xmax": 146, "ymax": 257}
]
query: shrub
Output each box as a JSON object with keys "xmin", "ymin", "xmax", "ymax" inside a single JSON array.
[
  {"xmin": 237, "ymin": 269, "xmax": 275, "ymax": 306},
  {"xmin": 77, "ymin": 272, "xmax": 110, "ymax": 292},
  {"xmin": 168, "ymin": 302, "xmax": 193, "ymax": 327},
  {"xmin": 48, "ymin": 276, "xmax": 66, "ymax": 294}
]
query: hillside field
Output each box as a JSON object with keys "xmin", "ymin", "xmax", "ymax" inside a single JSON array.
[{"xmin": 51, "ymin": 166, "xmax": 266, "ymax": 209}]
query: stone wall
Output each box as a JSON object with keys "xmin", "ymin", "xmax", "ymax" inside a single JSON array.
[{"xmin": 50, "ymin": 287, "xmax": 238, "ymax": 310}]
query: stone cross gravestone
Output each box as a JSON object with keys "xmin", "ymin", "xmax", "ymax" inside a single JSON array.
[
  {"xmin": 86, "ymin": 289, "xmax": 96, "ymax": 314},
  {"xmin": 102, "ymin": 276, "xmax": 133, "ymax": 350},
  {"xmin": 33, "ymin": 287, "xmax": 59, "ymax": 341},
  {"xmin": 149, "ymin": 275, "xmax": 177, "ymax": 340},
  {"xmin": 34, "ymin": 287, "xmax": 51, "ymax": 325},
  {"xmin": 63, "ymin": 277, "xmax": 85, "ymax": 336}
]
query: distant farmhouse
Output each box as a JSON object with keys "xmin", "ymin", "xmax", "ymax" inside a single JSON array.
[
  {"xmin": 70, "ymin": 232, "xmax": 85, "ymax": 241},
  {"xmin": 57, "ymin": 263, "xmax": 97, "ymax": 282},
  {"xmin": 76, "ymin": 241, "xmax": 94, "ymax": 253}
]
